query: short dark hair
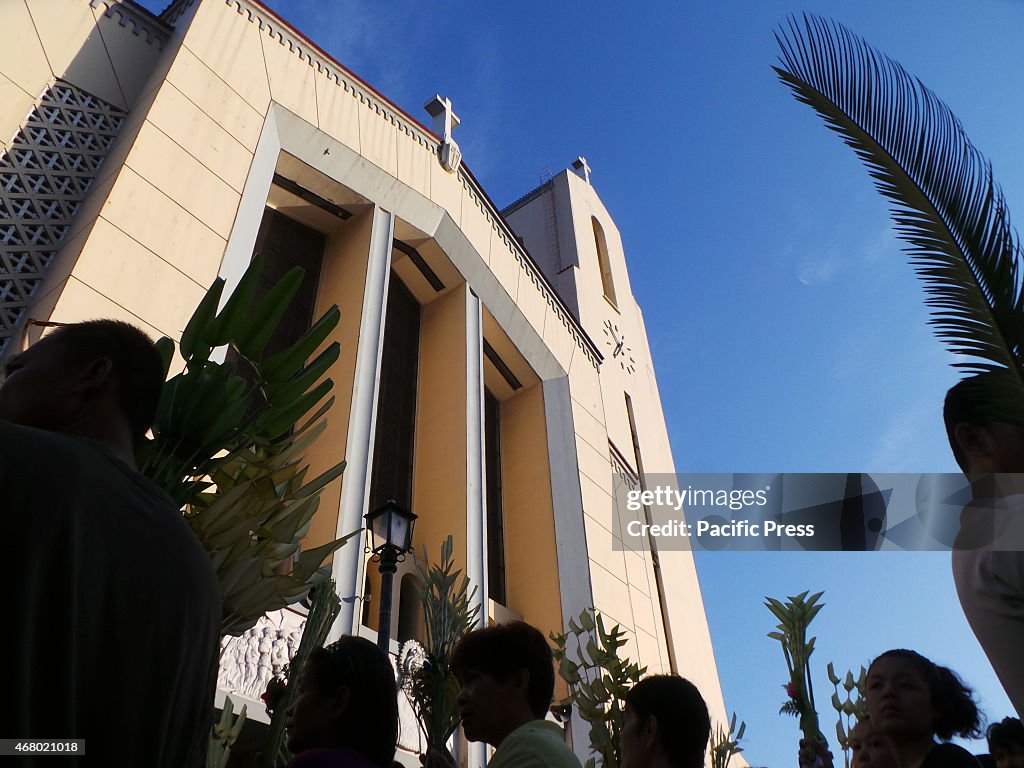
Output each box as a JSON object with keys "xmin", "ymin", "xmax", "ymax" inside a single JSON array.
[
  {"xmin": 305, "ymin": 636, "xmax": 398, "ymax": 767},
  {"xmin": 49, "ymin": 320, "xmax": 164, "ymax": 443},
  {"xmin": 944, "ymin": 370, "xmax": 1024, "ymax": 471},
  {"xmin": 987, "ymin": 717, "xmax": 1024, "ymax": 753},
  {"xmin": 869, "ymin": 649, "xmax": 982, "ymax": 741},
  {"xmin": 452, "ymin": 621, "xmax": 555, "ymax": 719},
  {"xmin": 625, "ymin": 675, "xmax": 710, "ymax": 768}
]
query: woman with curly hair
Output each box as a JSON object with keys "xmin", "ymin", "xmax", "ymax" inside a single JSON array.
[
  {"xmin": 285, "ymin": 636, "xmax": 399, "ymax": 768},
  {"xmin": 866, "ymin": 649, "xmax": 983, "ymax": 768}
]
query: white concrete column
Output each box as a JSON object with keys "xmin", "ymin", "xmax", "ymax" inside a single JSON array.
[
  {"xmin": 464, "ymin": 284, "xmax": 488, "ymax": 621},
  {"xmin": 212, "ymin": 108, "xmax": 281, "ymax": 360},
  {"xmin": 542, "ymin": 375, "xmax": 594, "ymax": 764},
  {"xmin": 464, "ymin": 284, "xmax": 488, "ymax": 768},
  {"xmin": 330, "ymin": 205, "xmax": 395, "ymax": 639}
]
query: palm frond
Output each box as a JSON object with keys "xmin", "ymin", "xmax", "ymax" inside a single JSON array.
[
  {"xmin": 779, "ymin": 700, "xmax": 801, "ymax": 717},
  {"xmin": 774, "ymin": 14, "xmax": 1024, "ymax": 421}
]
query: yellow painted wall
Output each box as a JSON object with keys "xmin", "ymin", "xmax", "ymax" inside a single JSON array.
[
  {"xmin": 303, "ymin": 209, "xmax": 375, "ymax": 549},
  {"xmin": 499, "ymin": 382, "xmax": 567, "ymax": 699},
  {"xmin": 411, "ymin": 287, "xmax": 469, "ymax": 575}
]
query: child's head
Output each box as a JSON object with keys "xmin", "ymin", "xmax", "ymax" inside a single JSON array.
[
  {"xmin": 866, "ymin": 649, "xmax": 982, "ymax": 743},
  {"xmin": 286, "ymin": 636, "xmax": 398, "ymax": 766},
  {"xmin": 621, "ymin": 675, "xmax": 711, "ymax": 768},
  {"xmin": 849, "ymin": 718, "xmax": 897, "ymax": 768},
  {"xmin": 987, "ymin": 718, "xmax": 1024, "ymax": 768}
]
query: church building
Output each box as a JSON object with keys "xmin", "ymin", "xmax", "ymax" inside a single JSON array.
[{"xmin": 0, "ymin": 0, "xmax": 729, "ymax": 762}]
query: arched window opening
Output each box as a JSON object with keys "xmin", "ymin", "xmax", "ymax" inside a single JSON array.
[
  {"xmin": 397, "ymin": 572, "xmax": 425, "ymax": 644},
  {"xmin": 592, "ymin": 217, "xmax": 617, "ymax": 307}
]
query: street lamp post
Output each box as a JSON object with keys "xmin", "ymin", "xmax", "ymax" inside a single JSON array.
[{"xmin": 364, "ymin": 500, "xmax": 417, "ymax": 652}]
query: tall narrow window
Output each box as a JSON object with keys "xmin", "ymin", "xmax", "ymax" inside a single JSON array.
[
  {"xmin": 624, "ymin": 392, "xmax": 678, "ymax": 672},
  {"xmin": 231, "ymin": 207, "xmax": 325, "ymax": 429},
  {"xmin": 592, "ymin": 217, "xmax": 617, "ymax": 307},
  {"xmin": 368, "ymin": 275, "xmax": 421, "ymax": 512},
  {"xmin": 484, "ymin": 390, "xmax": 506, "ymax": 604},
  {"xmin": 251, "ymin": 207, "xmax": 326, "ymax": 358}
]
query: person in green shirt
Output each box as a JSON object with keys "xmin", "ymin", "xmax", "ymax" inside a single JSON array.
[{"xmin": 448, "ymin": 621, "xmax": 581, "ymax": 768}]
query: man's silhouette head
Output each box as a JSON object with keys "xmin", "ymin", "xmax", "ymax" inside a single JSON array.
[
  {"xmin": 451, "ymin": 621, "xmax": 555, "ymax": 747},
  {"xmin": 944, "ymin": 371, "xmax": 1024, "ymax": 474},
  {"xmin": 620, "ymin": 675, "xmax": 710, "ymax": 768},
  {"xmin": 0, "ymin": 320, "xmax": 164, "ymax": 463}
]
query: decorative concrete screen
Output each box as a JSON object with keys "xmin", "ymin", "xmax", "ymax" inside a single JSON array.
[{"xmin": 0, "ymin": 79, "xmax": 125, "ymax": 357}]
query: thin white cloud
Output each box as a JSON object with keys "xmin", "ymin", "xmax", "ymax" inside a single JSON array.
[
  {"xmin": 273, "ymin": 0, "xmax": 419, "ymax": 107},
  {"xmin": 864, "ymin": 399, "xmax": 934, "ymax": 472},
  {"xmin": 864, "ymin": 382, "xmax": 962, "ymax": 473},
  {"xmin": 863, "ymin": 224, "xmax": 901, "ymax": 263},
  {"xmin": 796, "ymin": 250, "xmax": 840, "ymax": 285},
  {"xmin": 778, "ymin": 202, "xmax": 847, "ymax": 286}
]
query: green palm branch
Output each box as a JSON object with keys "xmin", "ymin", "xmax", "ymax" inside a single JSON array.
[
  {"xmin": 766, "ymin": 590, "xmax": 825, "ymax": 743},
  {"xmin": 774, "ymin": 14, "xmax": 1024, "ymax": 423},
  {"xmin": 709, "ymin": 713, "xmax": 746, "ymax": 768},
  {"xmin": 397, "ymin": 535, "xmax": 480, "ymax": 766},
  {"xmin": 779, "ymin": 699, "xmax": 800, "ymax": 717}
]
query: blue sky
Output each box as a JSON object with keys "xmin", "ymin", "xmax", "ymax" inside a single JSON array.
[{"xmin": 140, "ymin": 0, "xmax": 1023, "ymax": 764}]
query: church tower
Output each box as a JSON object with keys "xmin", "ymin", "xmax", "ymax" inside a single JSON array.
[{"xmin": 504, "ymin": 161, "xmax": 728, "ymax": 716}]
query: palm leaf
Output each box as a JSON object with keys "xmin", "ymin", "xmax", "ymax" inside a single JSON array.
[
  {"xmin": 779, "ymin": 700, "xmax": 801, "ymax": 717},
  {"xmin": 774, "ymin": 14, "xmax": 1024, "ymax": 422}
]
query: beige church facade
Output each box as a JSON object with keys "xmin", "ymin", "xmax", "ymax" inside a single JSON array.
[{"xmin": 1, "ymin": 0, "xmax": 730, "ymax": 762}]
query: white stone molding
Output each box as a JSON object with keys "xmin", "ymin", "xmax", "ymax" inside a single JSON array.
[
  {"xmin": 331, "ymin": 205, "xmax": 395, "ymax": 639},
  {"xmin": 0, "ymin": 80, "xmax": 126, "ymax": 358},
  {"xmin": 216, "ymin": 106, "xmax": 280, "ymax": 308},
  {"xmin": 218, "ymin": 0, "xmax": 602, "ymax": 370},
  {"xmin": 271, "ymin": 104, "xmax": 572, "ymax": 386}
]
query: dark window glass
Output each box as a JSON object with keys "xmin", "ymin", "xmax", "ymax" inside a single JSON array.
[
  {"xmin": 484, "ymin": 390, "xmax": 506, "ymax": 604},
  {"xmin": 368, "ymin": 275, "xmax": 421, "ymax": 512},
  {"xmin": 251, "ymin": 207, "xmax": 326, "ymax": 358},
  {"xmin": 397, "ymin": 572, "xmax": 425, "ymax": 643},
  {"xmin": 228, "ymin": 207, "xmax": 326, "ymax": 432},
  {"xmin": 593, "ymin": 217, "xmax": 617, "ymax": 307}
]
